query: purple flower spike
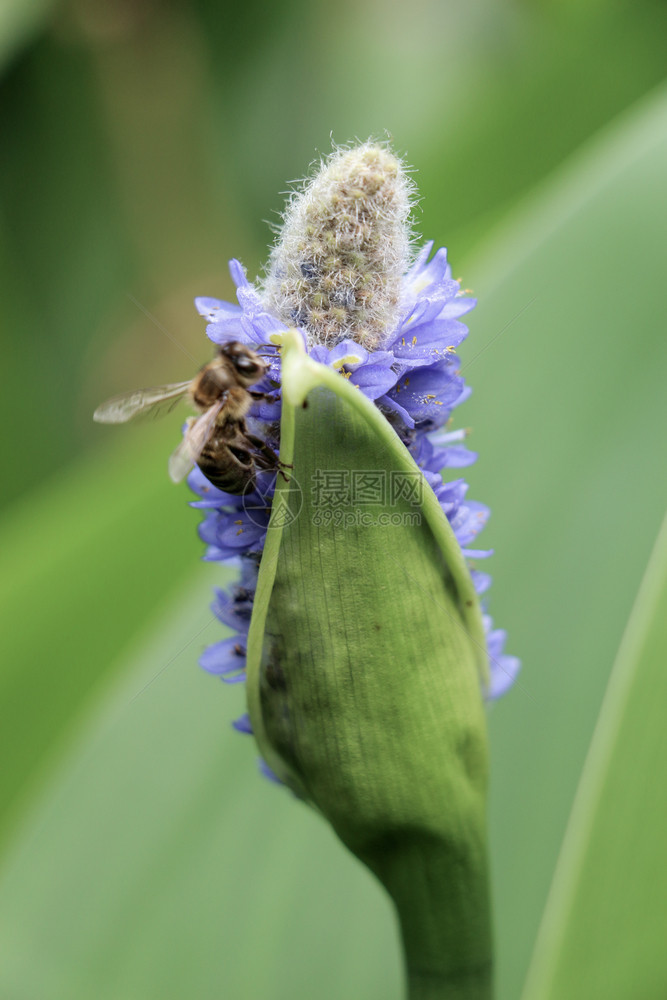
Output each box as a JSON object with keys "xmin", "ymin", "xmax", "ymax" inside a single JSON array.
[{"xmin": 188, "ymin": 147, "xmax": 518, "ymax": 740}]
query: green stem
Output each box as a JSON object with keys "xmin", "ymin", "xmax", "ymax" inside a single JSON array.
[{"xmin": 368, "ymin": 834, "xmax": 493, "ymax": 999}]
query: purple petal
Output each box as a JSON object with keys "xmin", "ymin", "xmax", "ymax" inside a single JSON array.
[
  {"xmin": 221, "ymin": 671, "xmax": 247, "ymax": 685},
  {"xmin": 377, "ymin": 393, "xmax": 415, "ymax": 429},
  {"xmin": 388, "ymin": 362, "xmax": 466, "ymax": 424},
  {"xmin": 206, "ymin": 318, "xmax": 254, "ymax": 346},
  {"xmin": 328, "ymin": 340, "xmax": 369, "ymax": 366},
  {"xmin": 232, "ymin": 713, "xmax": 253, "ymax": 734},
  {"xmin": 403, "ymin": 240, "xmax": 433, "ymax": 281},
  {"xmin": 471, "ymin": 570, "xmax": 492, "ymax": 595},
  {"xmin": 229, "ymin": 258, "xmax": 250, "ymax": 288},
  {"xmin": 487, "ymin": 650, "xmax": 521, "ymax": 699},
  {"xmin": 450, "ymin": 501, "xmax": 491, "ymax": 547},
  {"xmin": 350, "ymin": 364, "xmax": 399, "ymax": 399},
  {"xmin": 439, "ymin": 446, "xmax": 477, "ymax": 468},
  {"xmin": 389, "ymin": 318, "xmax": 470, "ymax": 366},
  {"xmin": 195, "ymin": 297, "xmax": 242, "ymax": 323},
  {"xmin": 199, "ymin": 636, "xmax": 246, "ymax": 676},
  {"xmin": 439, "ymin": 296, "xmax": 477, "ymax": 319},
  {"xmin": 258, "ymin": 759, "xmax": 283, "ymax": 784},
  {"xmin": 216, "ymin": 517, "xmax": 268, "ymax": 552},
  {"xmin": 211, "ymin": 586, "xmax": 252, "ymax": 631}
]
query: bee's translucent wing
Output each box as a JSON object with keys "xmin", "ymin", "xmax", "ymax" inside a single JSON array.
[
  {"xmin": 168, "ymin": 401, "xmax": 224, "ymax": 483},
  {"xmin": 93, "ymin": 381, "xmax": 192, "ymax": 424}
]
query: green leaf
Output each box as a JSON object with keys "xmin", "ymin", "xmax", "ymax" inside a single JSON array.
[
  {"xmin": 0, "ymin": 0, "xmax": 55, "ymax": 73},
  {"xmin": 0, "ymin": 425, "xmax": 201, "ymax": 848},
  {"xmin": 521, "ymin": 512, "xmax": 667, "ymax": 998},
  {"xmin": 0, "ymin": 574, "xmax": 401, "ymax": 1000},
  {"xmin": 247, "ymin": 332, "xmax": 492, "ymax": 998},
  {"xmin": 249, "ymin": 330, "xmax": 487, "ymax": 777},
  {"xmin": 461, "ymin": 82, "xmax": 667, "ymax": 998}
]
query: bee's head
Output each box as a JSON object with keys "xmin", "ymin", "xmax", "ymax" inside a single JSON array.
[{"xmin": 220, "ymin": 341, "xmax": 267, "ymax": 387}]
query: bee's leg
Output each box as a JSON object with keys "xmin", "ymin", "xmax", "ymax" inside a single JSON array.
[
  {"xmin": 246, "ymin": 436, "xmax": 281, "ymax": 469},
  {"xmin": 248, "ymin": 390, "xmax": 280, "ymax": 403},
  {"xmin": 267, "ymin": 463, "xmax": 291, "ymax": 483},
  {"xmin": 246, "ymin": 435, "xmax": 293, "ymax": 482}
]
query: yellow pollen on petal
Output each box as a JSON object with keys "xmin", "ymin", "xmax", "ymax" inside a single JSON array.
[
  {"xmin": 411, "ymin": 336, "xmax": 417, "ymax": 346},
  {"xmin": 332, "ymin": 352, "xmax": 363, "ymax": 370}
]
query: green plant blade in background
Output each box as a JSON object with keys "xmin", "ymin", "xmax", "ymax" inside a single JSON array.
[
  {"xmin": 462, "ymin": 81, "xmax": 667, "ymax": 998},
  {"xmin": 0, "ymin": 424, "xmax": 200, "ymax": 851},
  {"xmin": 522, "ymin": 512, "xmax": 667, "ymax": 999},
  {"xmin": 0, "ymin": 576, "xmax": 401, "ymax": 1000},
  {"xmin": 0, "ymin": 0, "xmax": 55, "ymax": 72}
]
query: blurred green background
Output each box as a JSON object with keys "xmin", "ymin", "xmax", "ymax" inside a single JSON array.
[{"xmin": 1, "ymin": 1, "xmax": 666, "ymax": 998}]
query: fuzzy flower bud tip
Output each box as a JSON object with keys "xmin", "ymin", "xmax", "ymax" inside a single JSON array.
[{"xmin": 262, "ymin": 143, "xmax": 412, "ymax": 351}]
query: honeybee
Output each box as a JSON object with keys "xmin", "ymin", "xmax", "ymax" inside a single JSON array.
[{"xmin": 94, "ymin": 341, "xmax": 281, "ymax": 494}]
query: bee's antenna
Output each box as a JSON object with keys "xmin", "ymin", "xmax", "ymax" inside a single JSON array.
[{"xmin": 255, "ymin": 342, "xmax": 281, "ymax": 352}]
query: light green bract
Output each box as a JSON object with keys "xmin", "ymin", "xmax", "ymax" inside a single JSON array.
[{"xmin": 246, "ymin": 329, "xmax": 492, "ymax": 998}]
